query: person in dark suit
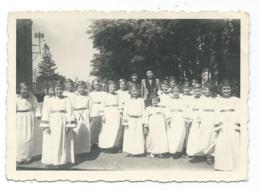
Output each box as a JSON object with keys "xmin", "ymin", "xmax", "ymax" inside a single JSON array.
[{"xmin": 141, "ymin": 70, "xmax": 160, "ymax": 106}]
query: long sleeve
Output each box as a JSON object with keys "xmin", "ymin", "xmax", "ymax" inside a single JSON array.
[
  {"xmin": 32, "ymin": 95, "xmax": 41, "ymax": 118},
  {"xmin": 40, "ymin": 96, "xmax": 50, "ymax": 128},
  {"xmin": 143, "ymin": 107, "xmax": 149, "ymax": 126}
]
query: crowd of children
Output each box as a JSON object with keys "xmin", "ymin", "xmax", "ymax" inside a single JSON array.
[{"xmin": 16, "ymin": 74, "xmax": 242, "ymax": 171}]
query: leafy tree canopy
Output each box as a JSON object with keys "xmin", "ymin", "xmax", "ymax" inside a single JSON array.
[{"xmin": 88, "ymin": 19, "xmax": 240, "ymax": 86}]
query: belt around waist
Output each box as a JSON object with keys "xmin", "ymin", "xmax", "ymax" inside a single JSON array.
[
  {"xmin": 220, "ymin": 109, "xmax": 235, "ymax": 112},
  {"xmin": 128, "ymin": 114, "xmax": 142, "ymax": 118},
  {"xmin": 93, "ymin": 101, "xmax": 101, "ymax": 104},
  {"xmin": 203, "ymin": 109, "xmax": 215, "ymax": 112},
  {"xmin": 17, "ymin": 109, "xmax": 31, "ymax": 113},
  {"xmin": 74, "ymin": 107, "xmax": 88, "ymax": 111},
  {"xmin": 105, "ymin": 105, "xmax": 118, "ymax": 107},
  {"xmin": 50, "ymin": 110, "xmax": 66, "ymax": 113},
  {"xmin": 170, "ymin": 109, "xmax": 183, "ymax": 112}
]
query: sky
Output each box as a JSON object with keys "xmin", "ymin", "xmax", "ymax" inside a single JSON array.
[{"xmin": 32, "ymin": 19, "xmax": 96, "ymax": 81}]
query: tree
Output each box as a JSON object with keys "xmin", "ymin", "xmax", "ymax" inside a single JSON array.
[
  {"xmin": 35, "ymin": 43, "xmax": 62, "ymax": 93},
  {"xmin": 87, "ymin": 19, "xmax": 240, "ymax": 90}
]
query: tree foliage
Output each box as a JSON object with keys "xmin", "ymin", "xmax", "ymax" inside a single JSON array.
[{"xmin": 88, "ymin": 19, "xmax": 240, "ymax": 85}]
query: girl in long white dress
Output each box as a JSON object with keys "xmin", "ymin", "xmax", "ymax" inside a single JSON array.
[
  {"xmin": 40, "ymin": 86, "xmax": 55, "ymax": 165},
  {"xmin": 16, "ymin": 82, "xmax": 41, "ymax": 164},
  {"xmin": 116, "ymin": 79, "xmax": 130, "ymax": 150},
  {"xmin": 40, "ymin": 81, "xmax": 76, "ymax": 166},
  {"xmin": 186, "ymin": 83, "xmax": 205, "ymax": 156},
  {"xmin": 98, "ymin": 82, "xmax": 121, "ymax": 149},
  {"xmin": 166, "ymin": 85, "xmax": 187, "ymax": 156},
  {"xmin": 72, "ymin": 81, "xmax": 91, "ymax": 154},
  {"xmin": 123, "ymin": 86, "xmax": 146, "ymax": 156},
  {"xmin": 144, "ymin": 96, "xmax": 168, "ymax": 158},
  {"xmin": 187, "ymin": 82, "xmax": 218, "ymax": 159},
  {"xmin": 89, "ymin": 80, "xmax": 106, "ymax": 147},
  {"xmin": 213, "ymin": 80, "xmax": 241, "ymax": 171},
  {"xmin": 181, "ymin": 81, "xmax": 193, "ymax": 156}
]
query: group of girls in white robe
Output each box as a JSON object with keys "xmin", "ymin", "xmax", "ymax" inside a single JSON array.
[{"xmin": 16, "ymin": 78, "xmax": 241, "ymax": 171}]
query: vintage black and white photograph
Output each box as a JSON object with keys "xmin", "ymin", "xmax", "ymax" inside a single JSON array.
[{"xmin": 7, "ymin": 12, "xmax": 249, "ymax": 181}]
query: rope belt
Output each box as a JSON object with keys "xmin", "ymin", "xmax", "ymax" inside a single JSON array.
[
  {"xmin": 74, "ymin": 107, "xmax": 88, "ymax": 111},
  {"xmin": 93, "ymin": 101, "xmax": 102, "ymax": 104},
  {"xmin": 50, "ymin": 110, "xmax": 66, "ymax": 113},
  {"xmin": 17, "ymin": 109, "xmax": 31, "ymax": 113},
  {"xmin": 193, "ymin": 108, "xmax": 200, "ymax": 112}
]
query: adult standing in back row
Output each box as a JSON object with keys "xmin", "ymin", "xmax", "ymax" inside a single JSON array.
[{"xmin": 141, "ymin": 70, "xmax": 160, "ymax": 106}]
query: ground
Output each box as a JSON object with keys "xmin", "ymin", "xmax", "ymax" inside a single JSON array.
[{"xmin": 17, "ymin": 148, "xmax": 214, "ymax": 171}]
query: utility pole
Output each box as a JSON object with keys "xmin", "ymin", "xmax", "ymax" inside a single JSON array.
[
  {"xmin": 32, "ymin": 32, "xmax": 45, "ymax": 83},
  {"xmin": 33, "ymin": 32, "xmax": 45, "ymax": 55}
]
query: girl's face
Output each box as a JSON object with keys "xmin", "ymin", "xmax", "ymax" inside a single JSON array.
[
  {"xmin": 20, "ymin": 85, "xmax": 29, "ymax": 98},
  {"xmin": 172, "ymin": 87, "xmax": 180, "ymax": 98},
  {"xmin": 65, "ymin": 82, "xmax": 73, "ymax": 91},
  {"xmin": 151, "ymin": 98, "xmax": 158, "ymax": 106},
  {"xmin": 183, "ymin": 86, "xmax": 190, "ymax": 95},
  {"xmin": 146, "ymin": 71, "xmax": 153, "ymax": 79},
  {"xmin": 221, "ymin": 86, "xmax": 232, "ymax": 97},
  {"xmin": 49, "ymin": 88, "xmax": 55, "ymax": 96},
  {"xmin": 169, "ymin": 80, "xmax": 176, "ymax": 87},
  {"xmin": 109, "ymin": 84, "xmax": 116, "ymax": 93},
  {"xmin": 194, "ymin": 87, "xmax": 202, "ymax": 98},
  {"xmin": 131, "ymin": 89, "xmax": 138, "ymax": 98},
  {"xmin": 192, "ymin": 80, "xmax": 197, "ymax": 87},
  {"xmin": 93, "ymin": 82, "xmax": 100, "ymax": 91},
  {"xmin": 161, "ymin": 84, "xmax": 168, "ymax": 93},
  {"xmin": 77, "ymin": 85, "xmax": 85, "ymax": 95},
  {"xmin": 55, "ymin": 87, "xmax": 63, "ymax": 97},
  {"xmin": 202, "ymin": 86, "xmax": 211, "ymax": 97},
  {"xmin": 119, "ymin": 81, "xmax": 126, "ymax": 90},
  {"xmin": 131, "ymin": 75, "xmax": 138, "ymax": 82}
]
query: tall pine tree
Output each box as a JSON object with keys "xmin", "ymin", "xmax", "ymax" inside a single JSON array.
[{"xmin": 36, "ymin": 43, "xmax": 57, "ymax": 94}]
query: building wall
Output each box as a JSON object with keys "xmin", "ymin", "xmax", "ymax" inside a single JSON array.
[{"xmin": 16, "ymin": 19, "xmax": 33, "ymax": 88}]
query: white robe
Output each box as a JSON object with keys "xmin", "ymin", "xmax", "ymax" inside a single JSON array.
[
  {"xmin": 123, "ymin": 98, "xmax": 145, "ymax": 155},
  {"xmin": 63, "ymin": 91, "xmax": 76, "ymax": 103},
  {"xmin": 116, "ymin": 90, "xmax": 130, "ymax": 146},
  {"xmin": 89, "ymin": 91, "xmax": 106, "ymax": 145},
  {"xmin": 98, "ymin": 93, "xmax": 121, "ymax": 148},
  {"xmin": 159, "ymin": 93, "xmax": 170, "ymax": 108},
  {"xmin": 214, "ymin": 97, "xmax": 241, "ymax": 171},
  {"xmin": 144, "ymin": 106, "xmax": 168, "ymax": 154},
  {"xmin": 181, "ymin": 95, "xmax": 193, "ymax": 149},
  {"xmin": 41, "ymin": 96, "xmax": 75, "ymax": 165},
  {"xmin": 72, "ymin": 94, "xmax": 91, "ymax": 154},
  {"xmin": 40, "ymin": 95, "xmax": 53, "ymax": 164},
  {"xmin": 166, "ymin": 98, "xmax": 187, "ymax": 153},
  {"xmin": 186, "ymin": 96, "xmax": 218, "ymax": 156},
  {"xmin": 116, "ymin": 90, "xmax": 130, "ymax": 114},
  {"xmin": 16, "ymin": 94, "xmax": 40, "ymax": 162}
]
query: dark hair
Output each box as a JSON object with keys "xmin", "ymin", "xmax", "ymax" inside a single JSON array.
[
  {"xmin": 54, "ymin": 80, "xmax": 64, "ymax": 89},
  {"xmin": 76, "ymin": 81, "xmax": 87, "ymax": 89},
  {"xmin": 17, "ymin": 82, "xmax": 30, "ymax": 94}
]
